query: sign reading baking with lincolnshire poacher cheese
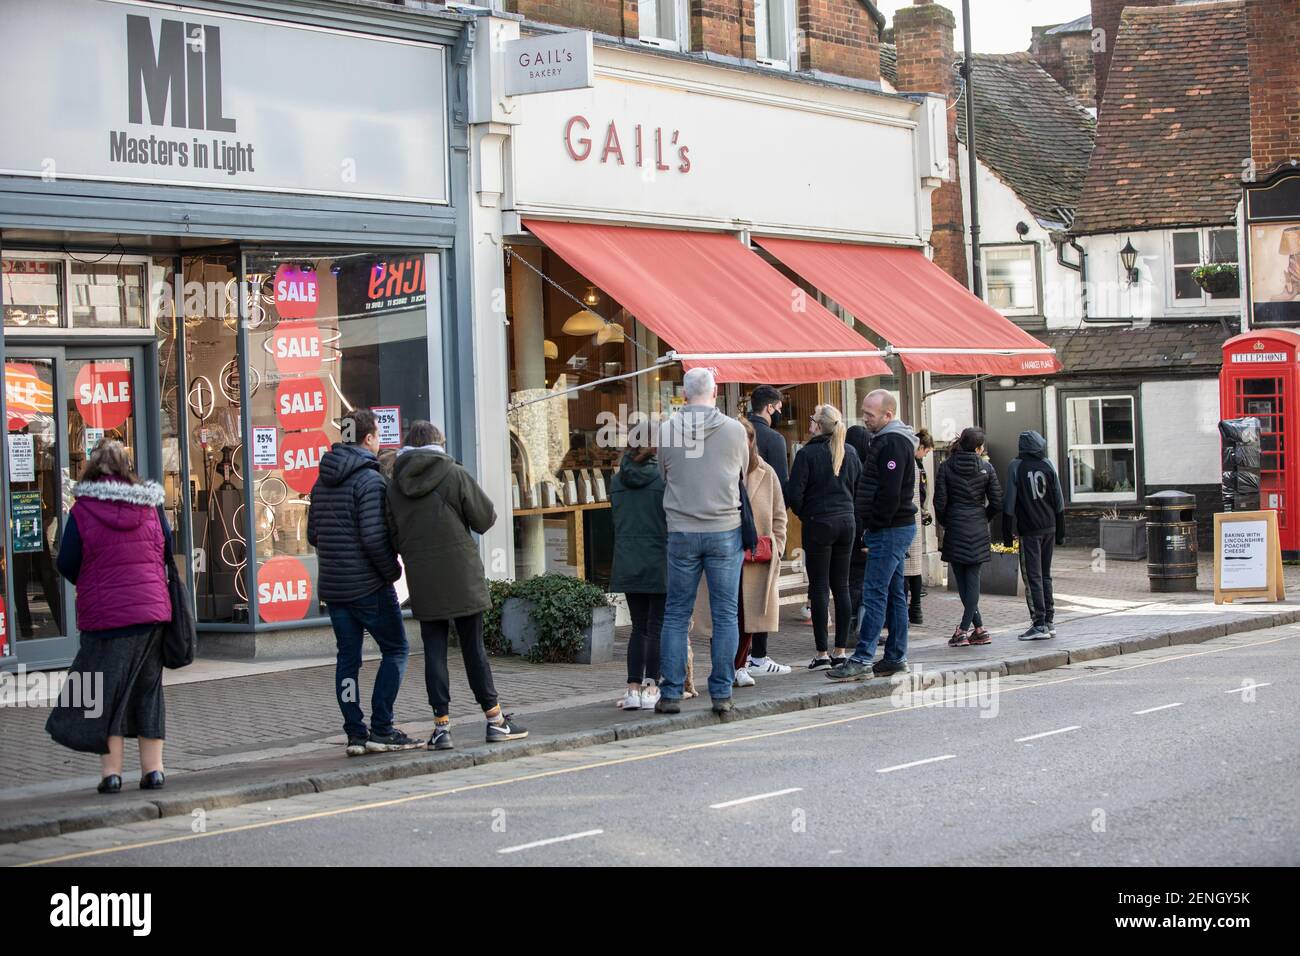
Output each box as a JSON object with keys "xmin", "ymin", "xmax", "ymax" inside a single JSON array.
[
  {"xmin": 0, "ymin": 0, "xmax": 448, "ymax": 202},
  {"xmin": 1213, "ymin": 510, "xmax": 1286, "ymax": 604}
]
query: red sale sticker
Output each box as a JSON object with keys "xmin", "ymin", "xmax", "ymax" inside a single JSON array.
[
  {"xmin": 281, "ymin": 429, "xmax": 332, "ymax": 494},
  {"xmin": 257, "ymin": 556, "xmax": 313, "ymax": 622},
  {"xmin": 269, "ymin": 320, "xmax": 324, "ymax": 375},
  {"xmin": 273, "ymin": 264, "xmax": 319, "ymax": 320},
  {"xmin": 275, "ymin": 376, "xmax": 328, "ymax": 431},
  {"xmin": 73, "ymin": 362, "xmax": 133, "ymax": 430}
]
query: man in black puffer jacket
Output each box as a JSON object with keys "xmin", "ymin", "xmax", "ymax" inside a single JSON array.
[
  {"xmin": 308, "ymin": 409, "xmax": 421, "ymax": 756},
  {"xmin": 1002, "ymin": 430, "xmax": 1066, "ymax": 641}
]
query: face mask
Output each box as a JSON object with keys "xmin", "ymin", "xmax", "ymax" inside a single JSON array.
[{"xmin": 768, "ymin": 406, "xmax": 783, "ymax": 426}]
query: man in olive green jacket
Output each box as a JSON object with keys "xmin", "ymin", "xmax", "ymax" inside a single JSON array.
[{"xmin": 385, "ymin": 421, "xmax": 527, "ymax": 751}]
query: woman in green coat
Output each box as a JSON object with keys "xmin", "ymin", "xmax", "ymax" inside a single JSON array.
[
  {"xmin": 386, "ymin": 421, "xmax": 526, "ymax": 751},
  {"xmin": 609, "ymin": 433, "xmax": 667, "ymax": 712}
]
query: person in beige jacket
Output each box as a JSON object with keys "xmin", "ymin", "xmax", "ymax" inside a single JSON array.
[{"xmin": 692, "ymin": 417, "xmax": 788, "ymax": 688}]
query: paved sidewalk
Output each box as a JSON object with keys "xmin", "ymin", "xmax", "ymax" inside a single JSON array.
[{"xmin": 0, "ymin": 547, "xmax": 1295, "ymax": 843}]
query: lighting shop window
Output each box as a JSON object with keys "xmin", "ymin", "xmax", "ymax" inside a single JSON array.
[
  {"xmin": 982, "ymin": 245, "xmax": 1039, "ymax": 318},
  {"xmin": 2, "ymin": 256, "xmax": 63, "ymax": 328},
  {"xmin": 244, "ymin": 250, "xmax": 432, "ymax": 626},
  {"xmin": 638, "ymin": 0, "xmax": 685, "ymax": 50},
  {"xmin": 71, "ymin": 258, "xmax": 149, "ymax": 328},
  {"xmin": 755, "ymin": 0, "xmax": 795, "ymax": 69},
  {"xmin": 1065, "ymin": 394, "xmax": 1137, "ymax": 503}
]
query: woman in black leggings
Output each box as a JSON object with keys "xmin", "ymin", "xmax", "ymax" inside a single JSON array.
[{"xmin": 934, "ymin": 427, "xmax": 1003, "ymax": 647}]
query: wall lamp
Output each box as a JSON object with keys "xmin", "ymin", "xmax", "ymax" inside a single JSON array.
[{"xmin": 1120, "ymin": 238, "xmax": 1140, "ymax": 285}]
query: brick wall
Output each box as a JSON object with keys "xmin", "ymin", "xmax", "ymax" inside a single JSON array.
[
  {"xmin": 1032, "ymin": 27, "xmax": 1097, "ymax": 110},
  {"xmin": 1090, "ymin": 0, "xmax": 1173, "ymax": 104},
  {"xmin": 799, "ymin": 0, "xmax": 880, "ymax": 81},
  {"xmin": 507, "ymin": 0, "xmax": 634, "ymax": 38},
  {"xmin": 1246, "ymin": 0, "xmax": 1300, "ymax": 170},
  {"xmin": 894, "ymin": 0, "xmax": 967, "ymax": 286}
]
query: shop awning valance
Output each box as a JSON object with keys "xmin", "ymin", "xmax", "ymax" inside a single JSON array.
[
  {"xmin": 523, "ymin": 220, "xmax": 891, "ymax": 384},
  {"xmin": 755, "ymin": 238, "xmax": 1061, "ymax": 377}
]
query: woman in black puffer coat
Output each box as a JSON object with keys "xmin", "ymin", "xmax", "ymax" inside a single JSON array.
[{"xmin": 934, "ymin": 427, "xmax": 1003, "ymax": 647}]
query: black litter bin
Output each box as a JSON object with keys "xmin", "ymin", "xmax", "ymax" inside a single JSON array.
[{"xmin": 1146, "ymin": 491, "xmax": 1198, "ymax": 592}]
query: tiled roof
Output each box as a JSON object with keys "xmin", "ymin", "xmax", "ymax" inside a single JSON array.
[
  {"xmin": 1039, "ymin": 322, "xmax": 1232, "ymax": 374},
  {"xmin": 956, "ymin": 53, "xmax": 1097, "ymax": 228},
  {"xmin": 879, "ymin": 41, "xmax": 897, "ymax": 87},
  {"xmin": 1070, "ymin": 1, "xmax": 1249, "ymax": 236}
]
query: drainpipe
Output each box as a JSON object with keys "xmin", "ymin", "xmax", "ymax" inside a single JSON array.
[{"xmin": 1055, "ymin": 235, "xmax": 1088, "ymax": 322}]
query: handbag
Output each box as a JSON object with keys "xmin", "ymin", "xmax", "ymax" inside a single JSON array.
[
  {"xmin": 158, "ymin": 510, "xmax": 196, "ymax": 669},
  {"xmin": 738, "ymin": 474, "xmax": 759, "ymax": 553},
  {"xmin": 745, "ymin": 534, "xmax": 773, "ymax": 564}
]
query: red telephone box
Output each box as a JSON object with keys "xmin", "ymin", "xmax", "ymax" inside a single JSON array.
[{"xmin": 1220, "ymin": 329, "xmax": 1300, "ymax": 556}]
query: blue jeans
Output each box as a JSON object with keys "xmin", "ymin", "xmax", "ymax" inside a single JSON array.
[
  {"xmin": 327, "ymin": 585, "xmax": 409, "ymax": 739},
  {"xmin": 852, "ymin": 524, "xmax": 916, "ymax": 665},
  {"xmin": 659, "ymin": 528, "xmax": 744, "ymax": 701}
]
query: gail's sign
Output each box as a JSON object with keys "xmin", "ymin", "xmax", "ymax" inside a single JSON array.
[
  {"xmin": 564, "ymin": 116, "xmax": 691, "ymax": 174},
  {"xmin": 504, "ymin": 31, "xmax": 594, "ymax": 97},
  {"xmin": 73, "ymin": 362, "xmax": 133, "ymax": 430},
  {"xmin": 0, "ymin": 0, "xmax": 447, "ymax": 203},
  {"xmin": 257, "ymin": 556, "xmax": 313, "ymax": 622}
]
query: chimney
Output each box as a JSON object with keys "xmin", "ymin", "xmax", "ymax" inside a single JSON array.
[
  {"xmin": 1091, "ymin": 0, "xmax": 1174, "ymax": 104},
  {"xmin": 1031, "ymin": 21, "xmax": 1097, "ymax": 111},
  {"xmin": 1247, "ymin": 0, "xmax": 1300, "ymax": 170},
  {"xmin": 894, "ymin": 0, "xmax": 968, "ymax": 287}
]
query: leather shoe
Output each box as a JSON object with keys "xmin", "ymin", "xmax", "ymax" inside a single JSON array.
[
  {"xmin": 97, "ymin": 774, "xmax": 122, "ymax": 794},
  {"xmin": 140, "ymin": 770, "xmax": 166, "ymax": 790}
]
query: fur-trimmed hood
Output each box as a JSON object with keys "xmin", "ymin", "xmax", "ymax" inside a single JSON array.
[{"xmin": 72, "ymin": 478, "xmax": 165, "ymax": 532}]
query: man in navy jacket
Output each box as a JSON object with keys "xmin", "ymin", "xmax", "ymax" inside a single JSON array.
[{"xmin": 1002, "ymin": 430, "xmax": 1066, "ymax": 640}]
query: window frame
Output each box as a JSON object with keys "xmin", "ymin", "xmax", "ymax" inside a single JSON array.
[
  {"xmin": 2, "ymin": 249, "xmax": 161, "ymax": 336},
  {"xmin": 637, "ymin": 0, "xmax": 689, "ymax": 52},
  {"xmin": 754, "ymin": 0, "xmax": 798, "ymax": 71},
  {"xmin": 1060, "ymin": 390, "xmax": 1141, "ymax": 504},
  {"xmin": 979, "ymin": 241, "xmax": 1043, "ymax": 322},
  {"xmin": 1167, "ymin": 226, "xmax": 1240, "ymax": 309}
]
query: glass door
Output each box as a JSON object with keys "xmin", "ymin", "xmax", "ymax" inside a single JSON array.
[{"xmin": 4, "ymin": 347, "xmax": 148, "ymax": 669}]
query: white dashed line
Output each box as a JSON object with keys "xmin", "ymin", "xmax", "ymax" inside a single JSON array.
[
  {"xmin": 710, "ymin": 787, "xmax": 803, "ymax": 809},
  {"xmin": 1224, "ymin": 683, "xmax": 1271, "ymax": 694},
  {"xmin": 1133, "ymin": 702, "xmax": 1183, "ymax": 715},
  {"xmin": 1015, "ymin": 725, "xmax": 1081, "ymax": 743},
  {"xmin": 496, "ymin": 829, "xmax": 604, "ymax": 854},
  {"xmin": 877, "ymin": 755, "xmax": 956, "ymax": 774}
]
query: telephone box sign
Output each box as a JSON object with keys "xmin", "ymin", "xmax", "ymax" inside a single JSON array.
[{"xmin": 0, "ymin": 0, "xmax": 448, "ymax": 203}]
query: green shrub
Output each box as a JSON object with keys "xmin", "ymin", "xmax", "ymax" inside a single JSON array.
[{"xmin": 482, "ymin": 574, "xmax": 610, "ymax": 663}]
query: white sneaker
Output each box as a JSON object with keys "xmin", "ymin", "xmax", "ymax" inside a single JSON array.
[
  {"xmin": 640, "ymin": 683, "xmax": 660, "ymax": 708},
  {"xmin": 733, "ymin": 667, "xmax": 756, "ymax": 688},
  {"xmin": 619, "ymin": 689, "xmax": 642, "ymax": 710},
  {"xmin": 748, "ymin": 656, "xmax": 792, "ymax": 676}
]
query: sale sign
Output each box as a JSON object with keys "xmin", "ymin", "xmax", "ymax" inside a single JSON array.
[
  {"xmin": 73, "ymin": 361, "xmax": 132, "ymax": 430},
  {"xmin": 5, "ymin": 363, "xmax": 53, "ymax": 429},
  {"xmin": 269, "ymin": 320, "xmax": 324, "ymax": 375},
  {"xmin": 275, "ymin": 376, "xmax": 328, "ymax": 431},
  {"xmin": 257, "ymin": 556, "xmax": 313, "ymax": 623},
  {"xmin": 281, "ymin": 429, "xmax": 332, "ymax": 494},
  {"xmin": 273, "ymin": 264, "xmax": 319, "ymax": 320}
]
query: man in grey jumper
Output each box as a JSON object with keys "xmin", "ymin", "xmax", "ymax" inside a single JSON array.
[{"xmin": 654, "ymin": 367, "xmax": 749, "ymax": 715}]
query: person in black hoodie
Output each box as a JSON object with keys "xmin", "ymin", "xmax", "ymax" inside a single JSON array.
[
  {"xmin": 309, "ymin": 409, "xmax": 422, "ymax": 756},
  {"xmin": 934, "ymin": 427, "xmax": 1003, "ymax": 647},
  {"xmin": 786, "ymin": 403, "xmax": 861, "ymax": 668},
  {"xmin": 1002, "ymin": 430, "xmax": 1066, "ymax": 640},
  {"xmin": 747, "ymin": 384, "xmax": 789, "ymax": 494}
]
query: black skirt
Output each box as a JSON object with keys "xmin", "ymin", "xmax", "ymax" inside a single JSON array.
[{"xmin": 45, "ymin": 626, "xmax": 166, "ymax": 755}]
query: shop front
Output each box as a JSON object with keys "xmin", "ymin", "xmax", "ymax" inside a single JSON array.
[
  {"xmin": 1, "ymin": 0, "xmax": 474, "ymax": 669},
  {"xmin": 488, "ymin": 37, "xmax": 1058, "ymax": 584}
]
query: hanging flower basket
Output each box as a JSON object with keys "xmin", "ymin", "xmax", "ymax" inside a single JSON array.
[{"xmin": 1191, "ymin": 263, "xmax": 1240, "ymax": 298}]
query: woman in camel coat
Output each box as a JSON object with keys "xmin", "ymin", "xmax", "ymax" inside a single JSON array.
[{"xmin": 692, "ymin": 417, "xmax": 788, "ymax": 688}]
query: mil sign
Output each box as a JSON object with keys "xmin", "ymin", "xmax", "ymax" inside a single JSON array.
[{"xmin": 504, "ymin": 31, "xmax": 594, "ymax": 97}]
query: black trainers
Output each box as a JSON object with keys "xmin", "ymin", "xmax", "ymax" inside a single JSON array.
[
  {"xmin": 486, "ymin": 714, "xmax": 529, "ymax": 742},
  {"xmin": 428, "ymin": 727, "xmax": 453, "ymax": 751},
  {"xmin": 345, "ymin": 735, "xmax": 368, "ymax": 757},
  {"xmin": 654, "ymin": 697, "xmax": 681, "ymax": 714},
  {"xmin": 909, "ymin": 606, "xmax": 923, "ymax": 626},
  {"xmin": 365, "ymin": 728, "xmax": 424, "ymax": 752},
  {"xmin": 808, "ymin": 656, "xmax": 833, "ymax": 671},
  {"xmin": 1018, "ymin": 625, "xmax": 1052, "ymax": 641},
  {"xmin": 968, "ymin": 627, "xmax": 992, "ymax": 646},
  {"xmin": 872, "ymin": 659, "xmax": 909, "ymax": 677}
]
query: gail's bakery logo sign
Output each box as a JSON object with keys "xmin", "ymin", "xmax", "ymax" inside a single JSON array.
[
  {"xmin": 564, "ymin": 116, "xmax": 692, "ymax": 174},
  {"xmin": 110, "ymin": 15, "xmax": 256, "ymax": 177}
]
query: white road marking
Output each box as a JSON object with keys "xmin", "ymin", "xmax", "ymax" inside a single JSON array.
[
  {"xmin": 710, "ymin": 787, "xmax": 803, "ymax": 809},
  {"xmin": 496, "ymin": 829, "xmax": 604, "ymax": 855},
  {"xmin": 1133, "ymin": 702, "xmax": 1183, "ymax": 715},
  {"xmin": 877, "ymin": 754, "xmax": 956, "ymax": 774},
  {"xmin": 1015, "ymin": 725, "xmax": 1081, "ymax": 743},
  {"xmin": 1224, "ymin": 683, "xmax": 1272, "ymax": 694}
]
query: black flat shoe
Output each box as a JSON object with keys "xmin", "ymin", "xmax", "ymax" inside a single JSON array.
[
  {"xmin": 140, "ymin": 771, "xmax": 165, "ymax": 790},
  {"xmin": 97, "ymin": 775, "xmax": 122, "ymax": 794}
]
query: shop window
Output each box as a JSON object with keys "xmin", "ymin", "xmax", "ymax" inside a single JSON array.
[
  {"xmin": 244, "ymin": 250, "xmax": 433, "ymax": 626},
  {"xmin": 153, "ymin": 257, "xmax": 189, "ymax": 594},
  {"xmin": 755, "ymin": 0, "xmax": 796, "ymax": 70},
  {"xmin": 2, "ymin": 256, "xmax": 63, "ymax": 327},
  {"xmin": 70, "ymin": 259, "xmax": 148, "ymax": 328},
  {"xmin": 981, "ymin": 244, "xmax": 1040, "ymax": 318},
  {"xmin": 1065, "ymin": 394, "xmax": 1138, "ymax": 503},
  {"xmin": 1171, "ymin": 227, "xmax": 1238, "ymax": 305},
  {"xmin": 637, "ymin": 0, "xmax": 686, "ymax": 51}
]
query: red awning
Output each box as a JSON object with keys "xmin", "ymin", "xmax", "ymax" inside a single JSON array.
[
  {"xmin": 755, "ymin": 238, "xmax": 1061, "ymax": 376},
  {"xmin": 523, "ymin": 220, "xmax": 891, "ymax": 384}
]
